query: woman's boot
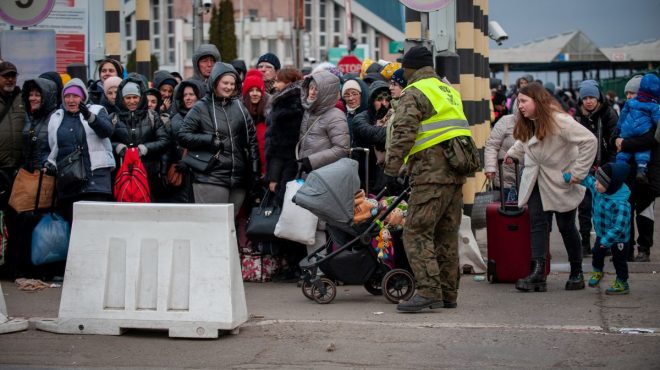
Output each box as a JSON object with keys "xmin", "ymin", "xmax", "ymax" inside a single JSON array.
[
  {"xmin": 565, "ymin": 262, "xmax": 585, "ymax": 290},
  {"xmin": 515, "ymin": 258, "xmax": 547, "ymax": 292}
]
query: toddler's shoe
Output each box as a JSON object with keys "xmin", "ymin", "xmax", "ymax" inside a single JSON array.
[
  {"xmin": 605, "ymin": 279, "xmax": 629, "ymax": 295},
  {"xmin": 588, "ymin": 270, "xmax": 603, "ymax": 287}
]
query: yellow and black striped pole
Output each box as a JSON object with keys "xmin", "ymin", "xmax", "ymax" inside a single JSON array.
[
  {"xmin": 456, "ymin": 0, "xmax": 490, "ymax": 214},
  {"xmin": 135, "ymin": 0, "xmax": 151, "ymax": 79},
  {"xmin": 104, "ymin": 0, "xmax": 121, "ymax": 63}
]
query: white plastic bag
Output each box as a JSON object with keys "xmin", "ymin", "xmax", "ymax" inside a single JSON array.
[{"xmin": 274, "ymin": 180, "xmax": 318, "ymax": 245}]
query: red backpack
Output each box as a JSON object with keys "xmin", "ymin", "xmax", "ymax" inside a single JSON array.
[{"xmin": 114, "ymin": 147, "xmax": 151, "ymax": 203}]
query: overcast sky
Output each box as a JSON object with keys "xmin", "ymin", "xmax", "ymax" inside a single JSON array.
[{"xmin": 488, "ymin": 0, "xmax": 660, "ymax": 49}]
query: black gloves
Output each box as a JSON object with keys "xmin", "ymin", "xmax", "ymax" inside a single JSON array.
[
  {"xmin": 78, "ymin": 102, "xmax": 94, "ymax": 122},
  {"xmin": 384, "ymin": 174, "xmax": 405, "ymax": 194},
  {"xmin": 298, "ymin": 157, "xmax": 312, "ymax": 174},
  {"xmin": 43, "ymin": 162, "xmax": 57, "ymax": 176}
]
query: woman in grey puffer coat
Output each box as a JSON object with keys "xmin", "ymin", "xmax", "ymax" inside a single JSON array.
[
  {"xmin": 296, "ymin": 70, "xmax": 350, "ymax": 254},
  {"xmin": 296, "ymin": 70, "xmax": 349, "ymax": 173},
  {"xmin": 178, "ymin": 62, "xmax": 259, "ymax": 214}
]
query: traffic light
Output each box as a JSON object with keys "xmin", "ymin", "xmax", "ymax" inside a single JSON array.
[{"xmin": 348, "ymin": 36, "xmax": 357, "ymax": 53}]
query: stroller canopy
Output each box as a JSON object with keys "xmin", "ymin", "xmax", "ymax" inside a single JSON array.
[{"xmin": 294, "ymin": 158, "xmax": 360, "ymax": 228}]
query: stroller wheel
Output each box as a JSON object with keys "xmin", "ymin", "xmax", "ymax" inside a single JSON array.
[
  {"xmin": 382, "ymin": 269, "xmax": 415, "ymax": 304},
  {"xmin": 311, "ymin": 278, "xmax": 337, "ymax": 304},
  {"xmin": 363, "ymin": 278, "xmax": 383, "ymax": 296},
  {"xmin": 301, "ymin": 280, "xmax": 314, "ymax": 300}
]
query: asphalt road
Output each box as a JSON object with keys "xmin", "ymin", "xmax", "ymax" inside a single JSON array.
[{"xmin": 1, "ymin": 209, "xmax": 659, "ymax": 369}]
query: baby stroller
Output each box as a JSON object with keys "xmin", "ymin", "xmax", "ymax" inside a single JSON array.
[{"xmin": 294, "ymin": 157, "xmax": 415, "ymax": 304}]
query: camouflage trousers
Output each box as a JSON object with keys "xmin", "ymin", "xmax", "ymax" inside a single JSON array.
[{"xmin": 403, "ymin": 183, "xmax": 463, "ymax": 301}]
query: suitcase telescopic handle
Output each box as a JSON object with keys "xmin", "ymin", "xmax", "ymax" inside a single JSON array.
[{"xmin": 497, "ymin": 158, "xmax": 523, "ymax": 216}]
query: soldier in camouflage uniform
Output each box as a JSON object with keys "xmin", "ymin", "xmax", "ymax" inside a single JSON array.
[{"xmin": 384, "ymin": 46, "xmax": 473, "ymax": 312}]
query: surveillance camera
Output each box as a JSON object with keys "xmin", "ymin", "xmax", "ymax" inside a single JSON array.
[
  {"xmin": 202, "ymin": 0, "xmax": 212, "ymax": 10},
  {"xmin": 488, "ymin": 21, "xmax": 508, "ymax": 45}
]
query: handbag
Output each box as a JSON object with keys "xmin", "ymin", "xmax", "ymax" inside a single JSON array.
[
  {"xmin": 166, "ymin": 149, "xmax": 188, "ymax": 187},
  {"xmin": 181, "ymin": 150, "xmax": 220, "ymax": 173},
  {"xmin": 471, "ymin": 179, "xmax": 500, "ymax": 230},
  {"xmin": 8, "ymin": 168, "xmax": 55, "ymax": 213},
  {"xmin": 274, "ymin": 179, "xmax": 318, "ymax": 245},
  {"xmin": 246, "ymin": 190, "xmax": 282, "ymax": 242},
  {"xmin": 31, "ymin": 211, "xmax": 70, "ymax": 266},
  {"xmin": 57, "ymin": 147, "xmax": 87, "ymax": 190}
]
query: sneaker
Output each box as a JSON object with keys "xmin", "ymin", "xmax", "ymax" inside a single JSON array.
[
  {"xmin": 588, "ymin": 270, "xmax": 603, "ymax": 287},
  {"xmin": 634, "ymin": 251, "xmax": 650, "ymax": 262},
  {"xmin": 605, "ymin": 279, "xmax": 629, "ymax": 295}
]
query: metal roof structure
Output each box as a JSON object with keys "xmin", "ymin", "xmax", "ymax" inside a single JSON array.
[
  {"xmin": 601, "ymin": 39, "xmax": 660, "ymax": 63},
  {"xmin": 489, "ymin": 30, "xmax": 610, "ymax": 72}
]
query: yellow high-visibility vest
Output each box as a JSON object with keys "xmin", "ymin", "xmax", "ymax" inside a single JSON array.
[{"xmin": 402, "ymin": 77, "xmax": 471, "ymax": 162}]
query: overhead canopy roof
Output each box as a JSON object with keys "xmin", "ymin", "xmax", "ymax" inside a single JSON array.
[
  {"xmin": 489, "ymin": 30, "xmax": 657, "ymax": 73},
  {"xmin": 601, "ymin": 39, "xmax": 660, "ymax": 63}
]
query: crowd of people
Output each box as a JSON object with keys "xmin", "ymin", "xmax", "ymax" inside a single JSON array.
[
  {"xmin": 488, "ymin": 72, "xmax": 659, "ymax": 295},
  {"xmin": 0, "ymin": 43, "xmax": 657, "ymax": 308},
  {"xmin": 0, "ymin": 45, "xmax": 410, "ymax": 283}
]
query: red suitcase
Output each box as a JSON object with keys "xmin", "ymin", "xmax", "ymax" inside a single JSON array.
[{"xmin": 486, "ymin": 160, "xmax": 549, "ymax": 283}]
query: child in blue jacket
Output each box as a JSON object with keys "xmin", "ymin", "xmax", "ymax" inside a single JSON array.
[
  {"xmin": 615, "ymin": 74, "xmax": 660, "ymax": 184},
  {"xmin": 567, "ymin": 162, "xmax": 632, "ymax": 294}
]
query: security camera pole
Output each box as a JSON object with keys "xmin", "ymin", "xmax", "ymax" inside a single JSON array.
[{"xmin": 192, "ymin": 0, "xmax": 210, "ymax": 51}]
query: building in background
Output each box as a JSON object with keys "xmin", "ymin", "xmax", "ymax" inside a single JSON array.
[{"xmin": 119, "ymin": 0, "xmax": 404, "ymax": 77}]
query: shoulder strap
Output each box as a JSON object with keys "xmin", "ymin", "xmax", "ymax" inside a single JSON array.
[
  {"xmin": 147, "ymin": 110, "xmax": 156, "ymax": 128},
  {"xmin": 295, "ymin": 117, "xmax": 321, "ymax": 160}
]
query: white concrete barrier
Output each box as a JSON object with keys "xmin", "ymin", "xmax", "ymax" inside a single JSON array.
[
  {"xmin": 36, "ymin": 202, "xmax": 247, "ymax": 338},
  {"xmin": 0, "ymin": 283, "xmax": 29, "ymax": 334},
  {"xmin": 459, "ymin": 214, "xmax": 487, "ymax": 274}
]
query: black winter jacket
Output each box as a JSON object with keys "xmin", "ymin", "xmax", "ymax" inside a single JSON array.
[
  {"xmin": 111, "ymin": 77, "xmax": 170, "ymax": 178},
  {"xmin": 178, "ymin": 63, "xmax": 259, "ymax": 188},
  {"xmin": 574, "ymin": 100, "xmax": 619, "ymax": 166},
  {"xmin": 21, "ymin": 78, "xmax": 58, "ymax": 171},
  {"xmin": 265, "ymin": 81, "xmax": 304, "ymax": 184}
]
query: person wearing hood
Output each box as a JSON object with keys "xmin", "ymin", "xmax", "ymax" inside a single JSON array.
[
  {"xmin": 100, "ymin": 76, "xmax": 122, "ymax": 116},
  {"xmin": 45, "ymin": 78, "xmax": 115, "ymax": 222},
  {"xmin": 576, "ymin": 162, "xmax": 632, "ymax": 295},
  {"xmin": 38, "ymin": 71, "xmax": 63, "ymax": 107},
  {"xmin": 111, "ymin": 77, "xmax": 170, "ymax": 201},
  {"xmin": 190, "ymin": 44, "xmax": 221, "ymax": 95},
  {"xmin": 352, "ymin": 80, "xmax": 391, "ymax": 193},
  {"xmin": 9, "ymin": 78, "xmax": 59, "ymax": 278},
  {"xmin": 341, "ymin": 77, "xmax": 369, "ymax": 142},
  {"xmin": 297, "ymin": 70, "xmax": 350, "ymax": 254},
  {"xmin": 613, "ymin": 74, "xmax": 660, "ymax": 263},
  {"xmin": 573, "ymin": 80, "xmax": 619, "ymax": 256},
  {"xmin": 162, "ymin": 78, "xmax": 206, "ymax": 203},
  {"xmin": 231, "ymin": 59, "xmax": 247, "ymax": 82},
  {"xmin": 362, "ymin": 62, "xmax": 387, "ymax": 86},
  {"xmin": 178, "ymin": 62, "xmax": 260, "ymax": 214},
  {"xmin": 484, "ymin": 102, "xmax": 523, "ymax": 201},
  {"xmin": 145, "ymin": 88, "xmax": 162, "ymax": 113},
  {"xmin": 153, "ymin": 70, "xmax": 178, "ymax": 115}
]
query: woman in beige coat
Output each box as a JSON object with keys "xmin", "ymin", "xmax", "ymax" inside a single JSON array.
[{"xmin": 506, "ymin": 83, "xmax": 597, "ymax": 293}]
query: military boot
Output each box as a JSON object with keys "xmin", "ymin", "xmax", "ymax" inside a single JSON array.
[
  {"xmin": 565, "ymin": 262, "xmax": 585, "ymax": 290},
  {"xmin": 515, "ymin": 258, "xmax": 547, "ymax": 292},
  {"xmin": 396, "ymin": 293, "xmax": 443, "ymax": 312},
  {"xmin": 442, "ymin": 291, "xmax": 458, "ymax": 309}
]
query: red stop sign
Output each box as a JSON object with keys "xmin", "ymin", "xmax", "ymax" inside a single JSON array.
[{"xmin": 337, "ymin": 55, "xmax": 362, "ymax": 75}]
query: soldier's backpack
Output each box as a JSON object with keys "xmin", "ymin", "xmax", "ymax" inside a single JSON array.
[{"xmin": 114, "ymin": 147, "xmax": 151, "ymax": 203}]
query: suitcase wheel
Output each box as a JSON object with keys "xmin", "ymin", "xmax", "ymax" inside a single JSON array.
[{"xmin": 487, "ymin": 260, "xmax": 497, "ymax": 283}]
